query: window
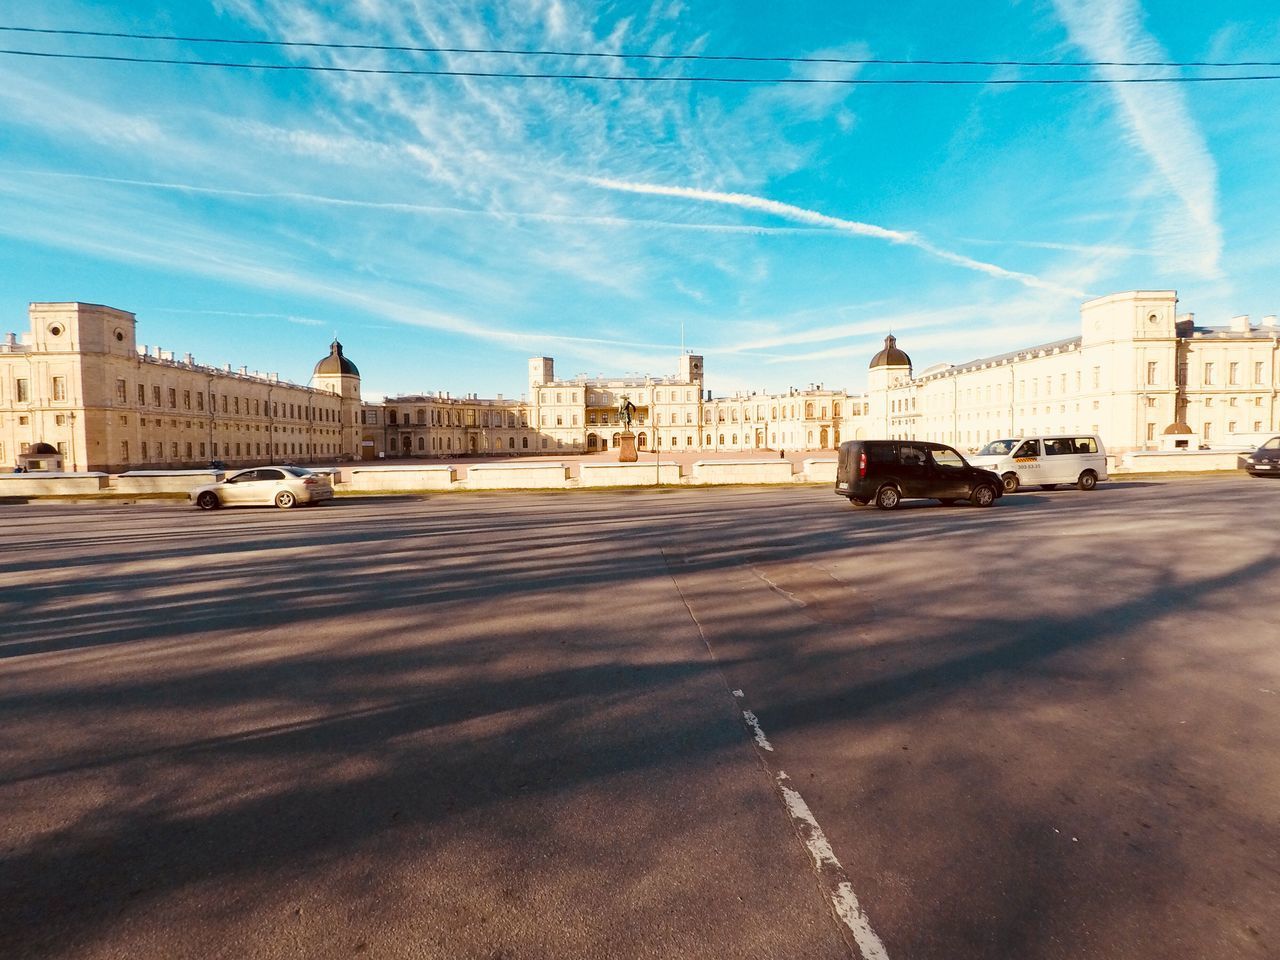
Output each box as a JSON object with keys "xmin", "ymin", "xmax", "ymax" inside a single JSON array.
[
  {"xmin": 121, "ymin": 441, "xmax": 129, "ymax": 462},
  {"xmin": 17, "ymin": 378, "xmax": 29, "ymax": 402},
  {"xmin": 197, "ymin": 392, "xmax": 204, "ymax": 411},
  {"xmin": 1146, "ymin": 361, "xmax": 1158, "ymax": 385},
  {"xmin": 168, "ymin": 387, "xmax": 177, "ymax": 408},
  {"xmin": 1203, "ymin": 422, "xmax": 1213, "ymax": 441},
  {"xmin": 52, "ymin": 376, "xmax": 67, "ymax": 401},
  {"xmin": 1203, "ymin": 362, "xmax": 1215, "ymax": 385},
  {"xmin": 139, "ymin": 384, "xmax": 147, "ymax": 404},
  {"xmin": 1255, "ymin": 361, "xmax": 1265, "ymax": 385},
  {"xmin": 1091, "ymin": 367, "xmax": 1100, "ymax": 389},
  {"xmin": 1146, "ymin": 423, "xmax": 1156, "ymax": 441},
  {"xmin": 141, "ymin": 441, "xmax": 149, "ymax": 460},
  {"xmin": 116, "ymin": 379, "xmax": 127, "ymax": 403},
  {"xmin": 1229, "ymin": 362, "xmax": 1240, "ymax": 386},
  {"xmin": 152, "ymin": 385, "xmax": 161, "ymax": 406}
]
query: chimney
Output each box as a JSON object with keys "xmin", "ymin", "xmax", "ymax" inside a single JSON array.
[
  {"xmin": 184, "ymin": 353, "xmax": 194, "ymax": 365},
  {"xmin": 5, "ymin": 332, "xmax": 15, "ymax": 348},
  {"xmin": 1230, "ymin": 315, "xmax": 1251, "ymax": 333},
  {"xmin": 239, "ymin": 365, "xmax": 248, "ymax": 375},
  {"xmin": 1261, "ymin": 316, "xmax": 1278, "ymax": 329}
]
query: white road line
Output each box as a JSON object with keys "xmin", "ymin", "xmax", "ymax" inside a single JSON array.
[
  {"xmin": 775, "ymin": 767, "xmax": 890, "ymax": 960},
  {"xmin": 741, "ymin": 709, "xmax": 774, "ymax": 751}
]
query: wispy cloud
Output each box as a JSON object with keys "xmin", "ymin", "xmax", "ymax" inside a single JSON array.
[
  {"xmin": 586, "ymin": 178, "xmax": 1088, "ymax": 298},
  {"xmin": 1052, "ymin": 0, "xmax": 1222, "ymax": 278}
]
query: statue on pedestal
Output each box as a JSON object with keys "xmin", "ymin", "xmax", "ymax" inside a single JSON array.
[{"xmin": 617, "ymin": 398, "xmax": 638, "ymax": 463}]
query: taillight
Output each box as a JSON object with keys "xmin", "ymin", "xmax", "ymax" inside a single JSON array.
[
  {"xmin": 858, "ymin": 451, "xmax": 867, "ymax": 478},
  {"xmin": 303, "ymin": 476, "xmax": 319, "ymax": 485}
]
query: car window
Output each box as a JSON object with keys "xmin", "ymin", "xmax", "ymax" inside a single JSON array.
[
  {"xmin": 258, "ymin": 469, "xmax": 286, "ymax": 481},
  {"xmin": 1013, "ymin": 440, "xmax": 1039, "ymax": 458},
  {"xmin": 284, "ymin": 466, "xmax": 312, "ymax": 477},
  {"xmin": 1263, "ymin": 438, "xmax": 1280, "ymax": 450},
  {"xmin": 227, "ymin": 470, "xmax": 256, "ymax": 483},
  {"xmin": 867, "ymin": 444, "xmax": 896, "ymax": 464},
  {"xmin": 978, "ymin": 439, "xmax": 1016, "ymax": 456},
  {"xmin": 899, "ymin": 444, "xmax": 928, "ymax": 467},
  {"xmin": 1073, "ymin": 437, "xmax": 1099, "ymax": 454},
  {"xmin": 932, "ymin": 447, "xmax": 966, "ymax": 469},
  {"xmin": 1044, "ymin": 439, "xmax": 1071, "ymax": 456}
]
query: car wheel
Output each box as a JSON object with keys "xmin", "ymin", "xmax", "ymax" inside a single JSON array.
[
  {"xmin": 970, "ymin": 484, "xmax": 997, "ymax": 507},
  {"xmin": 849, "ymin": 496, "xmax": 869, "ymax": 506},
  {"xmin": 937, "ymin": 499, "xmax": 957, "ymax": 506},
  {"xmin": 1077, "ymin": 470, "xmax": 1098, "ymax": 491},
  {"xmin": 275, "ymin": 491, "xmax": 297, "ymax": 509},
  {"xmin": 1041, "ymin": 484, "xmax": 1059, "ymax": 491},
  {"xmin": 1001, "ymin": 472, "xmax": 1019, "ymax": 494},
  {"xmin": 196, "ymin": 491, "xmax": 219, "ymax": 510},
  {"xmin": 874, "ymin": 485, "xmax": 901, "ymax": 510}
]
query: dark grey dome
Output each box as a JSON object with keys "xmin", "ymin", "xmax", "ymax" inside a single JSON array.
[
  {"xmin": 870, "ymin": 334, "xmax": 912, "ymax": 369},
  {"xmin": 313, "ymin": 339, "xmax": 359, "ymax": 377}
]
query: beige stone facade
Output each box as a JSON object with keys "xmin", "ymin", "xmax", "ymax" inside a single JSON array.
[
  {"xmin": 874, "ymin": 291, "xmax": 1280, "ymax": 454},
  {"xmin": 6, "ymin": 291, "xmax": 1275, "ymax": 473},
  {"xmin": 0, "ymin": 302, "xmax": 361, "ymax": 472}
]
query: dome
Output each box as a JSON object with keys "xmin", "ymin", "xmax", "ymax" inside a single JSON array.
[
  {"xmin": 1162, "ymin": 422, "xmax": 1193, "ymax": 435},
  {"xmin": 870, "ymin": 334, "xmax": 912, "ymax": 369},
  {"xmin": 313, "ymin": 339, "xmax": 359, "ymax": 377}
]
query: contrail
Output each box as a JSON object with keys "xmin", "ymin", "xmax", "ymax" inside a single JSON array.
[{"xmin": 588, "ymin": 177, "xmax": 1087, "ymax": 298}]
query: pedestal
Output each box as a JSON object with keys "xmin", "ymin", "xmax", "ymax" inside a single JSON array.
[{"xmin": 617, "ymin": 431, "xmax": 638, "ymax": 463}]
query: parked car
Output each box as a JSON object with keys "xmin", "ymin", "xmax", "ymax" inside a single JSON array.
[
  {"xmin": 967, "ymin": 434, "xmax": 1107, "ymax": 493},
  {"xmin": 835, "ymin": 440, "xmax": 1003, "ymax": 509},
  {"xmin": 1243, "ymin": 436, "xmax": 1280, "ymax": 477},
  {"xmin": 191, "ymin": 465, "xmax": 333, "ymax": 509}
]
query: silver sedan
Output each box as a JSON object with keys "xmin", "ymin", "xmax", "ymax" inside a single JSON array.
[{"xmin": 191, "ymin": 465, "xmax": 334, "ymax": 510}]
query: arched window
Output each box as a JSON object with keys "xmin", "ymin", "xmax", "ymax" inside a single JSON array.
[
  {"xmin": 718, "ymin": 434, "xmax": 725, "ymax": 445},
  {"xmin": 522, "ymin": 437, "xmax": 529, "ymax": 449},
  {"xmin": 705, "ymin": 434, "xmax": 711, "ymax": 446},
  {"xmin": 508, "ymin": 437, "xmax": 515, "ymax": 449},
  {"xmin": 732, "ymin": 434, "xmax": 738, "ymax": 445},
  {"xmin": 417, "ymin": 436, "xmax": 425, "ymax": 451},
  {"xmin": 637, "ymin": 432, "xmax": 648, "ymax": 449},
  {"xmin": 833, "ymin": 401, "xmax": 841, "ymax": 417},
  {"xmin": 806, "ymin": 402, "xmax": 814, "ymax": 418},
  {"xmin": 612, "ymin": 433, "xmax": 622, "ymax": 447}
]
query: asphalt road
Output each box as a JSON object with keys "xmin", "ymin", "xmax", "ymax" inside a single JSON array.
[{"xmin": 1, "ymin": 477, "xmax": 1277, "ymax": 959}]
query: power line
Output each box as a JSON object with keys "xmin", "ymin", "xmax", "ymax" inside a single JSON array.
[
  {"xmin": 2, "ymin": 47, "xmax": 1278, "ymax": 84},
  {"xmin": 1, "ymin": 24, "xmax": 1278, "ymax": 69}
]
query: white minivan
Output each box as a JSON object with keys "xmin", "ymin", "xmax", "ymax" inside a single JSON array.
[{"xmin": 968, "ymin": 435, "xmax": 1108, "ymax": 493}]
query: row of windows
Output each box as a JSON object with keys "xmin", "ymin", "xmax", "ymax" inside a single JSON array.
[
  {"xmin": 383, "ymin": 408, "xmax": 526, "ymax": 428},
  {"xmin": 122, "ymin": 440, "xmax": 339, "ymax": 462},
  {"xmin": 109, "ymin": 378, "xmax": 338, "ymax": 421}
]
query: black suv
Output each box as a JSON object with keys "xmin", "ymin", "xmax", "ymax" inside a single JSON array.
[
  {"xmin": 1244, "ymin": 435, "xmax": 1280, "ymax": 477},
  {"xmin": 835, "ymin": 439, "xmax": 1004, "ymax": 509}
]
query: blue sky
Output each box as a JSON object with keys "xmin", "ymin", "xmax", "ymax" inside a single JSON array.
[{"xmin": 1, "ymin": 1, "xmax": 1277, "ymax": 400}]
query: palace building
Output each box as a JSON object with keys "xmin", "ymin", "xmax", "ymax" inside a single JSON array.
[
  {"xmin": 3, "ymin": 291, "xmax": 1276, "ymax": 472},
  {"xmin": 0, "ymin": 302, "xmax": 361, "ymax": 472},
  {"xmin": 873, "ymin": 291, "xmax": 1279, "ymax": 453}
]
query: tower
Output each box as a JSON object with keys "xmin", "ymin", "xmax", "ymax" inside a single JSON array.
[
  {"xmin": 310, "ymin": 339, "xmax": 362, "ymax": 459},
  {"xmin": 678, "ymin": 353, "xmax": 704, "ymax": 387},
  {"xmin": 867, "ymin": 334, "xmax": 912, "ymax": 437}
]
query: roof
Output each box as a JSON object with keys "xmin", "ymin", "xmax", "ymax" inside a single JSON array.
[
  {"xmin": 869, "ymin": 334, "xmax": 912, "ymax": 369},
  {"xmin": 313, "ymin": 339, "xmax": 359, "ymax": 377}
]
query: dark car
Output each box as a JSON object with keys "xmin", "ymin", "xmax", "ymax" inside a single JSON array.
[
  {"xmin": 835, "ymin": 439, "xmax": 1004, "ymax": 509},
  {"xmin": 1243, "ymin": 436, "xmax": 1280, "ymax": 477}
]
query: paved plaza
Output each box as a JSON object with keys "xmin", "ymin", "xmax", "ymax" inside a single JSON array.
[{"xmin": 1, "ymin": 478, "xmax": 1277, "ymax": 959}]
